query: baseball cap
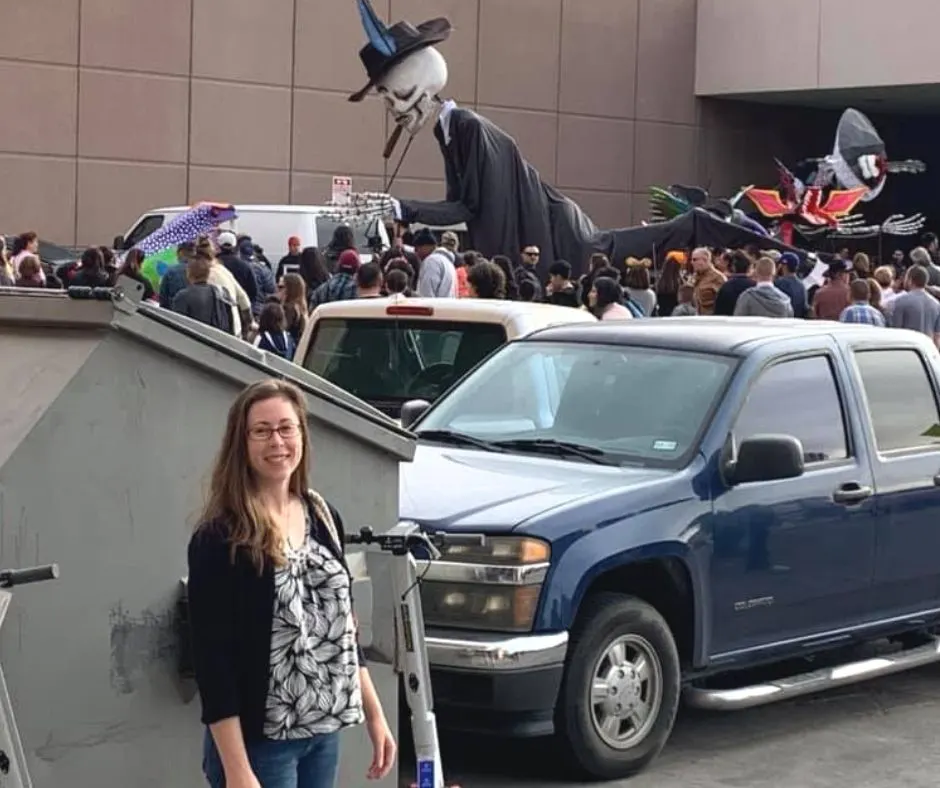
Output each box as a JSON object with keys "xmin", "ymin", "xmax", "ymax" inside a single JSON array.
[
  {"xmin": 779, "ymin": 252, "xmax": 800, "ymax": 270},
  {"xmin": 217, "ymin": 231, "xmax": 237, "ymax": 248},
  {"xmin": 337, "ymin": 249, "xmax": 361, "ymax": 272}
]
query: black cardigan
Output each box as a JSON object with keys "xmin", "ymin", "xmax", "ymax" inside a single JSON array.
[{"xmin": 187, "ymin": 497, "xmax": 365, "ymax": 741}]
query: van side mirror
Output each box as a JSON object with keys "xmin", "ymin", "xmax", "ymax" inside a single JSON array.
[
  {"xmin": 725, "ymin": 434, "xmax": 804, "ymax": 486},
  {"xmin": 400, "ymin": 399, "xmax": 431, "ymax": 430},
  {"xmin": 113, "ymin": 235, "xmax": 125, "ymax": 251}
]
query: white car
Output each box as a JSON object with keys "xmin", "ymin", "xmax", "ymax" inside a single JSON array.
[{"xmin": 294, "ymin": 297, "xmax": 597, "ymax": 420}]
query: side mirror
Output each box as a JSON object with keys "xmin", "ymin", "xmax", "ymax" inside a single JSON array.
[
  {"xmin": 112, "ymin": 235, "xmax": 125, "ymax": 251},
  {"xmin": 725, "ymin": 434, "xmax": 804, "ymax": 486},
  {"xmin": 400, "ymin": 399, "xmax": 431, "ymax": 430}
]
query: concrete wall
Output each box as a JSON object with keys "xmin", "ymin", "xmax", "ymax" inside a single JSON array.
[
  {"xmin": 0, "ymin": 325, "xmax": 402, "ymax": 787},
  {"xmin": 696, "ymin": 0, "xmax": 940, "ymax": 96}
]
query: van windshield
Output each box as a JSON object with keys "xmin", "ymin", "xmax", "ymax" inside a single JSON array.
[
  {"xmin": 301, "ymin": 317, "xmax": 508, "ymax": 418},
  {"xmin": 315, "ymin": 218, "xmax": 381, "ymax": 255}
]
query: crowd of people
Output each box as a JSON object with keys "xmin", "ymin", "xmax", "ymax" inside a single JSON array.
[{"xmin": 6, "ymin": 223, "xmax": 940, "ymax": 355}]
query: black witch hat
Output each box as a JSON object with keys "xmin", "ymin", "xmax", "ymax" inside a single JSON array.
[{"xmin": 348, "ymin": 0, "xmax": 452, "ymax": 103}]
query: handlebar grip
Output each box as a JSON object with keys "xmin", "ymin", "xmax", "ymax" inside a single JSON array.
[
  {"xmin": 0, "ymin": 563, "xmax": 60, "ymax": 588},
  {"xmin": 437, "ymin": 533, "xmax": 486, "ymax": 547}
]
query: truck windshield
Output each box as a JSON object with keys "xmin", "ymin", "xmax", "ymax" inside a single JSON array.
[
  {"xmin": 301, "ymin": 318, "xmax": 508, "ymax": 418},
  {"xmin": 416, "ymin": 341, "xmax": 736, "ymax": 467}
]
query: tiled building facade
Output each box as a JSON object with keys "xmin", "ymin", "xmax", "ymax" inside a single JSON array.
[{"xmin": 1, "ymin": 0, "xmax": 825, "ymax": 248}]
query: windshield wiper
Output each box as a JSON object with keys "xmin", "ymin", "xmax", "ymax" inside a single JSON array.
[
  {"xmin": 416, "ymin": 429, "xmax": 506, "ymax": 453},
  {"xmin": 491, "ymin": 438, "xmax": 615, "ymax": 465}
]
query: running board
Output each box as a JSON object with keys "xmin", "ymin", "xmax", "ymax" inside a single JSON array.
[{"xmin": 683, "ymin": 636, "xmax": 940, "ymax": 711}]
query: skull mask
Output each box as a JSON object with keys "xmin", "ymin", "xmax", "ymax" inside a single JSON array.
[{"xmin": 376, "ymin": 46, "xmax": 448, "ymax": 135}]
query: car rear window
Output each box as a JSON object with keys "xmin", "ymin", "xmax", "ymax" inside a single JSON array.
[{"xmin": 301, "ymin": 317, "xmax": 508, "ymax": 417}]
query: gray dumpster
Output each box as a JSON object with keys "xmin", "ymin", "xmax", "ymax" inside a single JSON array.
[{"xmin": 0, "ymin": 286, "xmax": 414, "ymax": 788}]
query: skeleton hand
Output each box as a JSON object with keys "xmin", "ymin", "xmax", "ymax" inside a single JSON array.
[
  {"xmin": 881, "ymin": 213, "xmax": 926, "ymax": 236},
  {"xmin": 857, "ymin": 154, "xmax": 882, "ymax": 181},
  {"xmin": 322, "ymin": 192, "xmax": 398, "ymax": 223}
]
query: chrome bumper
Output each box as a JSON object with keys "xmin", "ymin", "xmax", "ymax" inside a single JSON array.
[{"xmin": 427, "ymin": 630, "xmax": 569, "ymax": 671}]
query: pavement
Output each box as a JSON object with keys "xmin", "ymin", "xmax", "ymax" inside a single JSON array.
[{"xmin": 431, "ymin": 662, "xmax": 940, "ymax": 787}]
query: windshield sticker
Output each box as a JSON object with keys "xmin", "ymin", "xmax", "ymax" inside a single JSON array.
[{"xmin": 652, "ymin": 439, "xmax": 678, "ymax": 452}]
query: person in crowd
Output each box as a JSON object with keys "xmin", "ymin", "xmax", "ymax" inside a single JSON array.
[
  {"xmin": 278, "ymin": 273, "xmax": 308, "ymax": 346},
  {"xmin": 466, "ymin": 259, "xmax": 506, "ymax": 300},
  {"xmin": 867, "ymin": 278, "xmax": 885, "ymax": 315},
  {"xmin": 384, "ymin": 256, "xmax": 416, "ymax": 291},
  {"xmin": 774, "ymin": 252, "xmax": 808, "ymax": 318},
  {"xmin": 590, "ymin": 275, "xmax": 633, "ymax": 321},
  {"xmin": 159, "ymin": 241, "xmax": 196, "ymax": 308},
  {"xmin": 670, "ymin": 284, "xmax": 697, "ymax": 316},
  {"xmin": 852, "ymin": 251, "xmax": 872, "ymax": 279},
  {"xmin": 655, "ymin": 252, "xmax": 686, "ymax": 317},
  {"xmin": 545, "ymin": 260, "xmax": 580, "ymax": 308},
  {"xmin": 356, "ymin": 262, "xmax": 384, "ymax": 298},
  {"xmin": 385, "ymin": 268, "xmax": 410, "ymax": 295},
  {"xmin": 0, "ymin": 236, "xmax": 13, "ymax": 287},
  {"xmin": 186, "ymin": 379, "xmax": 396, "ymax": 788},
  {"xmin": 839, "ymin": 278, "xmax": 885, "ymax": 326},
  {"xmin": 515, "ymin": 244, "xmax": 543, "ymax": 302},
  {"xmin": 491, "ymin": 255, "xmax": 518, "ymax": 300},
  {"xmin": 873, "ymin": 265, "xmax": 899, "ymax": 311},
  {"xmin": 170, "ymin": 252, "xmax": 235, "ymax": 335},
  {"xmin": 323, "ymin": 225, "xmax": 357, "ymax": 273},
  {"xmin": 217, "ymin": 231, "xmax": 259, "ymax": 305},
  {"xmin": 733, "ymin": 256, "xmax": 794, "ymax": 318},
  {"xmin": 623, "ymin": 257, "xmax": 657, "ymax": 316},
  {"xmin": 714, "ymin": 250, "xmax": 755, "ymax": 316},
  {"xmin": 454, "ymin": 248, "xmax": 478, "ymax": 298},
  {"xmin": 116, "ymin": 248, "xmax": 155, "ymax": 300},
  {"xmin": 276, "ymin": 236, "xmax": 303, "ymax": 281},
  {"xmin": 413, "ymin": 228, "xmax": 457, "ymax": 298},
  {"xmin": 250, "ymin": 247, "xmax": 277, "ymax": 317},
  {"xmin": 196, "ymin": 236, "xmax": 252, "ymax": 339},
  {"xmin": 909, "ymin": 246, "xmax": 940, "ymax": 287},
  {"xmin": 888, "ymin": 265, "xmax": 940, "ymax": 346},
  {"xmin": 309, "ymin": 249, "xmax": 360, "ymax": 307},
  {"xmin": 14, "ymin": 255, "xmax": 46, "ymax": 289},
  {"xmin": 811, "ymin": 260, "xmax": 852, "ymax": 320},
  {"xmin": 890, "ymin": 248, "xmax": 906, "ymax": 275},
  {"xmin": 99, "ymin": 246, "xmax": 119, "ymax": 285},
  {"xmin": 253, "ymin": 302, "xmax": 296, "ymax": 360},
  {"xmin": 11, "ymin": 231, "xmax": 42, "ymax": 282},
  {"xmin": 690, "ymin": 247, "xmax": 726, "ymax": 316},
  {"xmin": 70, "ymin": 247, "xmax": 112, "ymax": 289},
  {"xmin": 296, "ymin": 247, "xmax": 331, "ymax": 308},
  {"xmin": 713, "ymin": 249, "xmax": 731, "ymax": 276}
]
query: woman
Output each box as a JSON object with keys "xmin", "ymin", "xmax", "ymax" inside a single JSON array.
[
  {"xmin": 466, "ymin": 259, "xmax": 506, "ymax": 300},
  {"xmin": 253, "ymin": 302, "xmax": 296, "ymax": 360},
  {"xmin": 298, "ymin": 248, "xmax": 330, "ymax": 308},
  {"xmin": 187, "ymin": 380, "xmax": 396, "ymax": 788},
  {"xmin": 490, "ymin": 255, "xmax": 518, "ymax": 300},
  {"xmin": 654, "ymin": 252, "xmax": 685, "ymax": 317},
  {"xmin": 117, "ymin": 248, "xmax": 156, "ymax": 300},
  {"xmin": 278, "ymin": 273, "xmax": 308, "ymax": 345},
  {"xmin": 69, "ymin": 247, "xmax": 112, "ymax": 288},
  {"xmin": 623, "ymin": 257, "xmax": 657, "ymax": 316},
  {"xmin": 590, "ymin": 276, "xmax": 633, "ymax": 321}
]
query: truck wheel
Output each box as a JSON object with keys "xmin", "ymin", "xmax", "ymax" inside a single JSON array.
[{"xmin": 555, "ymin": 593, "xmax": 680, "ymax": 780}]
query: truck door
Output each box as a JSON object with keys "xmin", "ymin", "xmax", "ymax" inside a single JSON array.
[
  {"xmin": 852, "ymin": 347, "xmax": 940, "ymax": 613},
  {"xmin": 709, "ymin": 353, "xmax": 877, "ymax": 657}
]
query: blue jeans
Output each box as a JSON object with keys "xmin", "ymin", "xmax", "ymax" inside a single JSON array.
[{"xmin": 202, "ymin": 729, "xmax": 340, "ymax": 788}]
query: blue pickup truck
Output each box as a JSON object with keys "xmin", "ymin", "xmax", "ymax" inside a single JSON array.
[{"xmin": 397, "ymin": 317, "xmax": 940, "ymax": 781}]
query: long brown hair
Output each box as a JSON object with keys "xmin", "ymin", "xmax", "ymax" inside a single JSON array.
[{"xmin": 198, "ymin": 379, "xmax": 311, "ymax": 572}]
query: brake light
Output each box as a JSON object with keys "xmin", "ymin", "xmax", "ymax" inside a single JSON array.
[{"xmin": 386, "ymin": 305, "xmax": 434, "ymax": 317}]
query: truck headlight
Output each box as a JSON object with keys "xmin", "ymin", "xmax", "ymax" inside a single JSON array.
[{"xmin": 419, "ymin": 536, "xmax": 550, "ymax": 632}]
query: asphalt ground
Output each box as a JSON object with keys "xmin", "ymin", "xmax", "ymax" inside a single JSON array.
[{"xmin": 417, "ymin": 662, "xmax": 940, "ymax": 788}]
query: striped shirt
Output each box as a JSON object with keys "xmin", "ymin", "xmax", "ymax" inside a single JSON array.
[{"xmin": 839, "ymin": 302, "xmax": 885, "ymax": 326}]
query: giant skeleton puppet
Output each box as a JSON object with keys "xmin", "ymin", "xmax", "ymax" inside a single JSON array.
[{"xmin": 348, "ymin": 0, "xmax": 612, "ymax": 273}]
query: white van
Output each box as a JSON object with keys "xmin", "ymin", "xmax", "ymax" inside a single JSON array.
[{"xmin": 114, "ymin": 204, "xmax": 389, "ymax": 263}]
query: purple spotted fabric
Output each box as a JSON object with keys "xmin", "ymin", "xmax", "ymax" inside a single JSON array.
[{"xmin": 136, "ymin": 203, "xmax": 237, "ymax": 256}]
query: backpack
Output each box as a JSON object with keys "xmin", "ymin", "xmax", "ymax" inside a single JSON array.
[
  {"xmin": 208, "ymin": 286, "xmax": 235, "ymax": 335},
  {"xmin": 257, "ymin": 330, "xmax": 296, "ymax": 360},
  {"xmin": 623, "ymin": 298, "xmax": 644, "ymax": 318}
]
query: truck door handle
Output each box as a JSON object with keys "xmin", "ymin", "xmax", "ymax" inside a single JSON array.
[{"xmin": 833, "ymin": 483, "xmax": 873, "ymax": 505}]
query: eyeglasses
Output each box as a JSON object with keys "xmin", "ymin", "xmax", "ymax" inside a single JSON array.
[{"xmin": 248, "ymin": 423, "xmax": 301, "ymax": 441}]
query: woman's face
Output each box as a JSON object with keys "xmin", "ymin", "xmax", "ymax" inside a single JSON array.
[
  {"xmin": 245, "ymin": 396, "xmax": 304, "ymax": 484},
  {"xmin": 588, "ymin": 287, "xmax": 598, "ymax": 307}
]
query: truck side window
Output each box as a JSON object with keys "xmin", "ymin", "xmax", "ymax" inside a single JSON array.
[
  {"xmin": 123, "ymin": 214, "xmax": 165, "ymax": 249},
  {"xmin": 734, "ymin": 356, "xmax": 848, "ymax": 464},
  {"xmin": 854, "ymin": 349, "xmax": 940, "ymax": 452}
]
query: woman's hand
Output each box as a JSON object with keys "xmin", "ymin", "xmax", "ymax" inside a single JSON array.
[
  {"xmin": 366, "ymin": 713, "xmax": 397, "ymax": 780},
  {"xmin": 224, "ymin": 767, "xmax": 262, "ymax": 788}
]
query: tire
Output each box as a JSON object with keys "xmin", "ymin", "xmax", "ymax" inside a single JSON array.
[{"xmin": 554, "ymin": 593, "xmax": 680, "ymax": 781}]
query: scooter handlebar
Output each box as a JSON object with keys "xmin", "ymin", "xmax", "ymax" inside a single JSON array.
[{"xmin": 0, "ymin": 563, "xmax": 59, "ymax": 589}]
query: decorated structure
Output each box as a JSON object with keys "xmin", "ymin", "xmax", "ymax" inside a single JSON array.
[
  {"xmin": 742, "ymin": 109, "xmax": 926, "ymax": 244},
  {"xmin": 340, "ymin": 0, "xmax": 789, "ymax": 274}
]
